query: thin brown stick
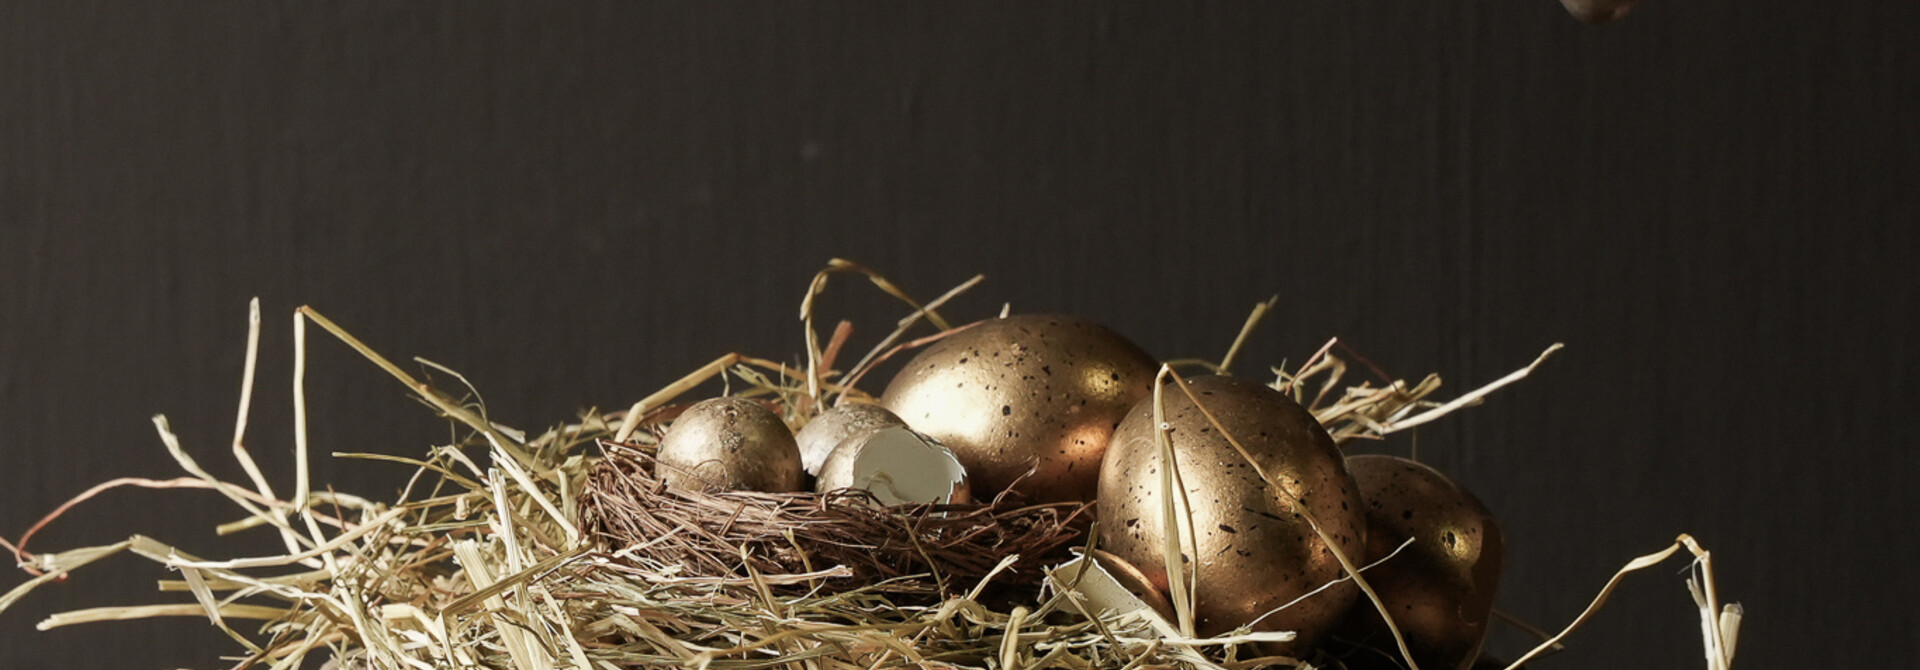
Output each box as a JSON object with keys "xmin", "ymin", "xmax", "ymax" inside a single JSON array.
[
  {"xmin": 836, "ymin": 273, "xmax": 985, "ymax": 401},
  {"xmin": 837, "ymin": 320, "xmax": 982, "ymax": 394}
]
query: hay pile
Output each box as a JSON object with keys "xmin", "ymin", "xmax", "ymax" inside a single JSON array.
[{"xmin": 2, "ymin": 261, "xmax": 1738, "ymax": 670}]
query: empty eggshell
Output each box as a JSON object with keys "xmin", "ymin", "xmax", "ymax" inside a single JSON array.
[
  {"xmin": 1045, "ymin": 548, "xmax": 1177, "ymax": 626},
  {"xmin": 1088, "ymin": 549, "xmax": 1178, "ymax": 624},
  {"xmin": 815, "ymin": 426, "xmax": 970, "ymax": 505},
  {"xmin": 880, "ymin": 314, "xmax": 1157, "ymax": 503},
  {"xmin": 656, "ymin": 397, "xmax": 805, "ymax": 494},
  {"xmin": 794, "ymin": 401, "xmax": 904, "ymax": 476},
  {"xmin": 1337, "ymin": 454, "xmax": 1505, "ymax": 670}
]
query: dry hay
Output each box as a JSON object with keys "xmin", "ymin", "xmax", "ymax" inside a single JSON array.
[{"xmin": 1, "ymin": 261, "xmax": 1738, "ymax": 670}]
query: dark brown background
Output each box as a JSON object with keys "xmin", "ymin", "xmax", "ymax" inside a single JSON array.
[{"xmin": 4, "ymin": 2, "xmax": 1915, "ymax": 667}]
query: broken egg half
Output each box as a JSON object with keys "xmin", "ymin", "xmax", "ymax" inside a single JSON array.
[
  {"xmin": 1046, "ymin": 548, "xmax": 1177, "ymax": 627},
  {"xmin": 814, "ymin": 425, "xmax": 970, "ymax": 506}
]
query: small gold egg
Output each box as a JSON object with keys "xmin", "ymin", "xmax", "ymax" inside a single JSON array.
[{"xmin": 656, "ymin": 397, "xmax": 805, "ymax": 493}]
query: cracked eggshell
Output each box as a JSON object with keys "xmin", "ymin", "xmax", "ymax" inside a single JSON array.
[
  {"xmin": 1096, "ymin": 374, "xmax": 1366, "ymax": 653},
  {"xmin": 1336, "ymin": 455, "xmax": 1505, "ymax": 670},
  {"xmin": 1046, "ymin": 548, "xmax": 1177, "ymax": 626},
  {"xmin": 656, "ymin": 397, "xmax": 805, "ymax": 493},
  {"xmin": 815, "ymin": 426, "xmax": 970, "ymax": 505},
  {"xmin": 879, "ymin": 314, "xmax": 1157, "ymax": 503},
  {"xmin": 1090, "ymin": 549, "xmax": 1176, "ymax": 624},
  {"xmin": 794, "ymin": 401, "xmax": 904, "ymax": 476}
]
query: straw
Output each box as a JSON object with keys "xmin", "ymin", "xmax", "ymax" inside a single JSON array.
[{"xmin": 0, "ymin": 260, "xmax": 1732, "ymax": 670}]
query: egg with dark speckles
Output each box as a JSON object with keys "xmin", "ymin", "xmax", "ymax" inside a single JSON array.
[
  {"xmin": 656, "ymin": 397, "xmax": 805, "ymax": 494},
  {"xmin": 879, "ymin": 314, "xmax": 1156, "ymax": 503},
  {"xmin": 1097, "ymin": 374, "xmax": 1366, "ymax": 652},
  {"xmin": 1336, "ymin": 455, "xmax": 1505, "ymax": 670}
]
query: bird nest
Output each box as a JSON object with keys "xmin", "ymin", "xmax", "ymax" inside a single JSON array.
[
  {"xmin": 1, "ymin": 260, "xmax": 1738, "ymax": 670},
  {"xmin": 579, "ymin": 440, "xmax": 1091, "ymax": 602}
]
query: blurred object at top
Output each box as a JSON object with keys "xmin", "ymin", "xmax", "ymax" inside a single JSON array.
[{"xmin": 1560, "ymin": 0, "xmax": 1647, "ymax": 25}]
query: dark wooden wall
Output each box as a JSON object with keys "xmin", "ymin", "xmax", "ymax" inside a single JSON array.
[{"xmin": 4, "ymin": 2, "xmax": 1915, "ymax": 667}]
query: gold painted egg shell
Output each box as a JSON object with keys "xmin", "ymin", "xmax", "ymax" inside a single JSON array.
[
  {"xmin": 655, "ymin": 396, "xmax": 805, "ymax": 493},
  {"xmin": 1337, "ymin": 454, "xmax": 1505, "ymax": 670},
  {"xmin": 1097, "ymin": 374, "xmax": 1366, "ymax": 652},
  {"xmin": 880, "ymin": 314, "xmax": 1156, "ymax": 503}
]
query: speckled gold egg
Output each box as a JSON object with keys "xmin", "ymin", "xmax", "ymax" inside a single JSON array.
[
  {"xmin": 1336, "ymin": 455, "xmax": 1505, "ymax": 670},
  {"xmin": 1097, "ymin": 374, "xmax": 1366, "ymax": 652},
  {"xmin": 656, "ymin": 397, "xmax": 805, "ymax": 493},
  {"xmin": 879, "ymin": 314, "xmax": 1156, "ymax": 503},
  {"xmin": 795, "ymin": 401, "xmax": 905, "ymax": 476}
]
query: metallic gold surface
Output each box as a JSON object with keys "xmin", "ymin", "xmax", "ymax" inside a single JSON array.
[
  {"xmin": 1097, "ymin": 374, "xmax": 1366, "ymax": 652},
  {"xmin": 794, "ymin": 401, "xmax": 903, "ymax": 476},
  {"xmin": 656, "ymin": 397, "xmax": 805, "ymax": 493},
  {"xmin": 1337, "ymin": 455, "xmax": 1504, "ymax": 670},
  {"xmin": 880, "ymin": 315, "xmax": 1156, "ymax": 503}
]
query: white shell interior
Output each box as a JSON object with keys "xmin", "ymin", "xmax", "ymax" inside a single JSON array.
[
  {"xmin": 1044, "ymin": 554, "xmax": 1174, "ymax": 632},
  {"xmin": 844, "ymin": 426, "xmax": 968, "ymax": 505}
]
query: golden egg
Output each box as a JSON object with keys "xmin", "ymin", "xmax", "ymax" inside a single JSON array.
[
  {"xmin": 656, "ymin": 397, "xmax": 805, "ymax": 493},
  {"xmin": 880, "ymin": 314, "xmax": 1156, "ymax": 503},
  {"xmin": 794, "ymin": 401, "xmax": 904, "ymax": 476},
  {"xmin": 1336, "ymin": 455, "xmax": 1505, "ymax": 670},
  {"xmin": 1097, "ymin": 374, "xmax": 1366, "ymax": 652}
]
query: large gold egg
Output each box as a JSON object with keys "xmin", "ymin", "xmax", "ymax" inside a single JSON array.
[
  {"xmin": 656, "ymin": 397, "xmax": 805, "ymax": 494},
  {"xmin": 879, "ymin": 314, "xmax": 1156, "ymax": 503},
  {"xmin": 1097, "ymin": 374, "xmax": 1366, "ymax": 652},
  {"xmin": 1337, "ymin": 455, "xmax": 1505, "ymax": 670}
]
